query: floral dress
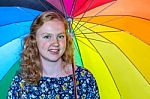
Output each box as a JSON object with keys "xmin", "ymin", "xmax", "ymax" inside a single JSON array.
[{"xmin": 7, "ymin": 66, "xmax": 100, "ymax": 99}]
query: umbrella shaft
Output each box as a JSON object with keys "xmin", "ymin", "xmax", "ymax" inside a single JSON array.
[{"xmin": 67, "ymin": 17, "xmax": 74, "ymax": 37}]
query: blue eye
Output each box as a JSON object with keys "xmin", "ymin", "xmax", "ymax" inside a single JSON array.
[
  {"xmin": 43, "ymin": 35, "xmax": 51, "ymax": 39},
  {"xmin": 58, "ymin": 35, "xmax": 64, "ymax": 39}
]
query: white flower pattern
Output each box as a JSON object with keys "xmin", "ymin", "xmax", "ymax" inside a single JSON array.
[{"xmin": 7, "ymin": 66, "xmax": 100, "ymax": 99}]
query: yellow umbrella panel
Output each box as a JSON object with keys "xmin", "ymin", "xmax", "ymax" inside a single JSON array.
[
  {"xmin": 73, "ymin": 21, "xmax": 150, "ymax": 99},
  {"xmin": 76, "ymin": 16, "xmax": 150, "ymax": 83}
]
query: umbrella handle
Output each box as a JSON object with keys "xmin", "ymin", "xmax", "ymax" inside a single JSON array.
[{"xmin": 72, "ymin": 58, "xmax": 78, "ymax": 99}]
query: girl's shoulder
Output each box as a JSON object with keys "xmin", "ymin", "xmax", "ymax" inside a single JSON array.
[
  {"xmin": 64, "ymin": 64, "xmax": 95, "ymax": 80},
  {"xmin": 75, "ymin": 66, "xmax": 95, "ymax": 80},
  {"xmin": 12, "ymin": 73, "xmax": 23, "ymax": 82},
  {"xmin": 65, "ymin": 64, "xmax": 93, "ymax": 76},
  {"xmin": 10, "ymin": 73, "xmax": 26, "ymax": 87}
]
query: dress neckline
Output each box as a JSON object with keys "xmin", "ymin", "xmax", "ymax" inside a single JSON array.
[{"xmin": 41, "ymin": 66, "xmax": 80, "ymax": 79}]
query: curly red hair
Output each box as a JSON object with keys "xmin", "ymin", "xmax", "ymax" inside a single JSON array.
[{"xmin": 20, "ymin": 11, "xmax": 74, "ymax": 84}]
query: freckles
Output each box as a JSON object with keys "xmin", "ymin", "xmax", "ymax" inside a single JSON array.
[
  {"xmin": 60, "ymin": 40, "xmax": 66, "ymax": 46},
  {"xmin": 40, "ymin": 41, "xmax": 49, "ymax": 49}
]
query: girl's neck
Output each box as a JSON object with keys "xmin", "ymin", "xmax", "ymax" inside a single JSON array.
[{"xmin": 40, "ymin": 57, "xmax": 66, "ymax": 77}]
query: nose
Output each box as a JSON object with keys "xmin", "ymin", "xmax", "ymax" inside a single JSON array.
[{"xmin": 51, "ymin": 37, "xmax": 59, "ymax": 47}]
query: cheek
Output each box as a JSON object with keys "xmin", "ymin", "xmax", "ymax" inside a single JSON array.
[
  {"xmin": 37, "ymin": 40, "xmax": 49, "ymax": 50},
  {"xmin": 60, "ymin": 40, "xmax": 66, "ymax": 48}
]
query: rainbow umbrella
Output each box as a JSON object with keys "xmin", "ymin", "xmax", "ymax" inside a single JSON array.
[{"xmin": 0, "ymin": 0, "xmax": 150, "ymax": 99}]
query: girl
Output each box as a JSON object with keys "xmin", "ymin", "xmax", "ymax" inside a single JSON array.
[{"xmin": 7, "ymin": 11, "xmax": 100, "ymax": 99}]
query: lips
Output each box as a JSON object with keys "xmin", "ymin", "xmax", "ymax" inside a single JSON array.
[{"xmin": 48, "ymin": 49, "xmax": 60, "ymax": 54}]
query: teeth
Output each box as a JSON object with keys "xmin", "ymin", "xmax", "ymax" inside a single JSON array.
[
  {"xmin": 51, "ymin": 50, "xmax": 58, "ymax": 52},
  {"xmin": 49, "ymin": 49, "xmax": 59, "ymax": 53}
]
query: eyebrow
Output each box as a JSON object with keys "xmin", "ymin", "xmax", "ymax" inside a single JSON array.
[
  {"xmin": 57, "ymin": 33, "xmax": 65, "ymax": 35},
  {"xmin": 40, "ymin": 32, "xmax": 65, "ymax": 35}
]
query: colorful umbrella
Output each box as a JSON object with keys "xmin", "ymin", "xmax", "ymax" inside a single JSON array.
[{"xmin": 0, "ymin": 0, "xmax": 150, "ymax": 99}]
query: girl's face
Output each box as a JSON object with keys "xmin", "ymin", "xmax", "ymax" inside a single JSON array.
[{"xmin": 36, "ymin": 19, "xmax": 66, "ymax": 62}]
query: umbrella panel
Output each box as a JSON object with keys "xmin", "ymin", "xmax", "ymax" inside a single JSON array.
[{"xmin": 73, "ymin": 21, "xmax": 150, "ymax": 99}]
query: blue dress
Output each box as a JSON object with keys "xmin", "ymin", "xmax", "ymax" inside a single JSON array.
[{"xmin": 7, "ymin": 66, "xmax": 100, "ymax": 99}]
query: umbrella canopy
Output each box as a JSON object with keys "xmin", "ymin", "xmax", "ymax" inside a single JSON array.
[{"xmin": 0, "ymin": 0, "xmax": 150, "ymax": 99}]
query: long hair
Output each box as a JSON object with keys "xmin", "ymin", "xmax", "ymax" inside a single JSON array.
[{"xmin": 20, "ymin": 11, "xmax": 74, "ymax": 84}]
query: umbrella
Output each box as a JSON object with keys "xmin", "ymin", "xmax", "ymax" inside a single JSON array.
[{"xmin": 0, "ymin": 0, "xmax": 150, "ymax": 99}]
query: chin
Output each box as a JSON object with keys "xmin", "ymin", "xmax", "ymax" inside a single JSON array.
[
  {"xmin": 40, "ymin": 54, "xmax": 61, "ymax": 62},
  {"xmin": 48, "ymin": 58, "xmax": 61, "ymax": 62},
  {"xmin": 43, "ymin": 56, "xmax": 60, "ymax": 62}
]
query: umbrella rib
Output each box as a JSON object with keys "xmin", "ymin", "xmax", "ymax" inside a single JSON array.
[
  {"xmin": 74, "ymin": 16, "xmax": 123, "ymax": 34},
  {"xmin": 71, "ymin": 0, "xmax": 88, "ymax": 24},
  {"xmin": 75, "ymin": 30, "xmax": 122, "ymax": 35},
  {"xmin": 73, "ymin": 20, "xmax": 123, "ymax": 36},
  {"xmin": 77, "ymin": 26, "xmax": 122, "ymax": 98},
  {"xmin": 73, "ymin": 0, "xmax": 96, "ymax": 31},
  {"xmin": 98, "ymin": 16, "xmax": 124, "ymax": 25},
  {"xmin": 80, "ymin": 16, "xmax": 124, "ymax": 29},
  {"xmin": 75, "ymin": 38, "xmax": 97, "ymax": 53},
  {"xmin": 73, "ymin": 38, "xmax": 80, "ymax": 52},
  {"xmin": 74, "ymin": 1, "xmax": 116, "ymax": 32},
  {"xmin": 73, "ymin": 21, "xmax": 113, "ymax": 44},
  {"xmin": 76, "ymin": 36, "xmax": 111, "ymax": 44},
  {"xmin": 76, "ymin": 16, "xmax": 150, "ymax": 46},
  {"xmin": 73, "ymin": 37, "xmax": 84, "ymax": 67},
  {"xmin": 16, "ymin": 7, "xmax": 38, "ymax": 17},
  {"xmin": 71, "ymin": 22, "xmax": 84, "ymax": 66},
  {"xmin": 0, "ymin": 34, "xmax": 26, "ymax": 47},
  {"xmin": 37, "ymin": 0, "xmax": 49, "ymax": 11},
  {"xmin": 77, "ymin": 17, "xmax": 124, "ymax": 32},
  {"xmin": 60, "ymin": 0, "xmax": 68, "ymax": 18},
  {"xmin": 45, "ymin": 0, "xmax": 65, "ymax": 16},
  {"xmin": 69, "ymin": 0, "xmax": 77, "ymax": 18},
  {"xmin": 77, "ymin": 22, "xmax": 150, "ymax": 85},
  {"xmin": 0, "ymin": 20, "xmax": 33, "ymax": 27},
  {"xmin": 74, "ymin": 26, "xmax": 98, "ymax": 53},
  {"xmin": 73, "ymin": 40, "xmax": 84, "ymax": 66},
  {"xmin": 73, "ymin": 40, "xmax": 80, "ymax": 55}
]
